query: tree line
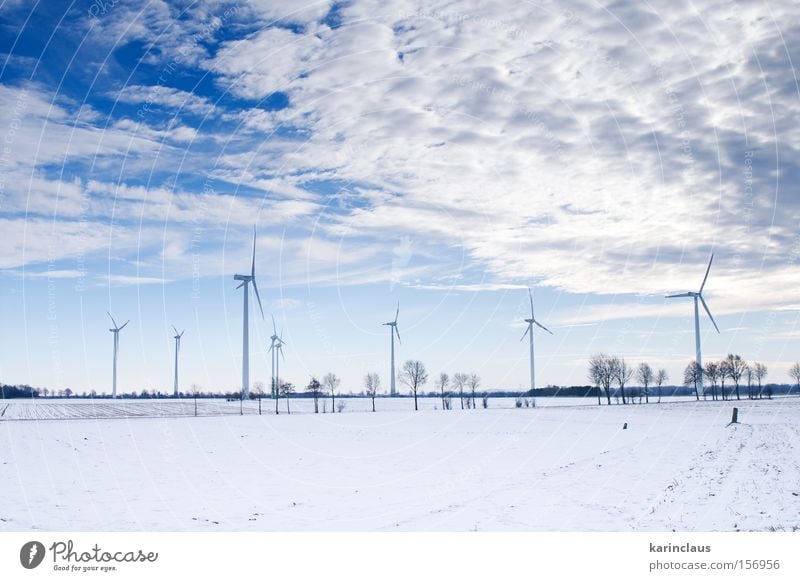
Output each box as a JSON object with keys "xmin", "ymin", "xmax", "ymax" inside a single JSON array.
[{"xmin": 588, "ymin": 353, "xmax": 800, "ymax": 404}]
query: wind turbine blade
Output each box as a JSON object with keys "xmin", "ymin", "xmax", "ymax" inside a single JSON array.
[
  {"xmin": 120, "ymin": 321, "xmax": 130, "ymax": 330},
  {"xmin": 534, "ymin": 320, "xmax": 554, "ymax": 335},
  {"xmin": 236, "ymin": 281, "xmax": 245, "ymax": 290},
  {"xmin": 394, "ymin": 302, "xmax": 399, "ymax": 324},
  {"xmin": 699, "ymin": 253, "xmax": 714, "ymax": 293},
  {"xmin": 665, "ymin": 292, "xmax": 692, "ymax": 298},
  {"xmin": 251, "ymin": 226, "xmax": 257, "ymax": 279},
  {"xmin": 271, "ymin": 314, "xmax": 277, "ymax": 335},
  {"xmin": 280, "ymin": 346, "xmax": 285, "ymax": 361},
  {"xmin": 528, "ymin": 287, "xmax": 534, "ymax": 318},
  {"xmin": 172, "ymin": 325, "xmax": 178, "ymax": 336},
  {"xmin": 520, "ymin": 323, "xmax": 531, "ymax": 342},
  {"xmin": 252, "ymin": 277, "xmax": 265, "ymax": 319},
  {"xmin": 107, "ymin": 312, "xmax": 118, "ymax": 328},
  {"xmin": 699, "ymin": 295, "xmax": 720, "ymax": 333},
  {"xmin": 394, "ymin": 325, "xmax": 402, "ymax": 344},
  {"xmin": 180, "ymin": 330, "xmax": 185, "ymax": 338}
]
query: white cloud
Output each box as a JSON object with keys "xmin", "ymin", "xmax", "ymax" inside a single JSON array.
[
  {"xmin": 194, "ymin": 0, "xmax": 800, "ymax": 313},
  {"xmin": 4, "ymin": 0, "xmax": 798, "ymax": 319}
]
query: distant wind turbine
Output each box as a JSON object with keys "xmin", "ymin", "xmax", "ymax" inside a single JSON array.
[
  {"xmin": 234, "ymin": 226, "xmax": 264, "ymax": 400},
  {"xmin": 107, "ymin": 312, "xmax": 129, "ymax": 398},
  {"xmin": 172, "ymin": 326, "xmax": 185, "ymax": 397},
  {"xmin": 271, "ymin": 328, "xmax": 286, "ymax": 415},
  {"xmin": 520, "ymin": 288, "xmax": 553, "ymax": 391},
  {"xmin": 665, "ymin": 253, "xmax": 720, "ymax": 390},
  {"xmin": 383, "ymin": 303, "xmax": 401, "ymax": 396},
  {"xmin": 268, "ymin": 315, "xmax": 280, "ymax": 398}
]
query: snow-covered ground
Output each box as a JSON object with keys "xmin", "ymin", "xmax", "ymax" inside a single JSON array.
[
  {"xmin": 0, "ymin": 394, "xmax": 670, "ymax": 420},
  {"xmin": 1, "ymin": 397, "xmax": 798, "ymax": 532}
]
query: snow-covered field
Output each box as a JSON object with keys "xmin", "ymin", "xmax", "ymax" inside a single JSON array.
[
  {"xmin": 1, "ymin": 397, "xmax": 798, "ymax": 532},
  {"xmin": 0, "ymin": 395, "xmax": 600, "ymax": 419}
]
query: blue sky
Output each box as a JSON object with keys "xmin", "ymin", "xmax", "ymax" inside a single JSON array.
[{"xmin": 0, "ymin": 0, "xmax": 798, "ymax": 394}]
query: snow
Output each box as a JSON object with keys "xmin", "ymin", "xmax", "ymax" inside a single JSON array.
[
  {"xmin": 0, "ymin": 394, "xmax": 599, "ymax": 419},
  {"xmin": 1, "ymin": 397, "xmax": 798, "ymax": 531}
]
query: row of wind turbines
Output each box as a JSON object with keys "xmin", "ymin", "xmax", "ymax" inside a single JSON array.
[
  {"xmin": 106, "ymin": 226, "xmax": 721, "ymax": 398},
  {"xmin": 513, "ymin": 253, "xmax": 720, "ymax": 392}
]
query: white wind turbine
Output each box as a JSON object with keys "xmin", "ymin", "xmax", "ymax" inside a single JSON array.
[
  {"xmin": 107, "ymin": 312, "xmax": 129, "ymax": 398},
  {"xmin": 520, "ymin": 288, "xmax": 553, "ymax": 391},
  {"xmin": 383, "ymin": 303, "xmax": 401, "ymax": 396},
  {"xmin": 270, "ymin": 328, "xmax": 286, "ymax": 414},
  {"xmin": 172, "ymin": 326, "xmax": 185, "ymax": 397},
  {"xmin": 268, "ymin": 315, "xmax": 280, "ymax": 398},
  {"xmin": 234, "ymin": 226, "xmax": 264, "ymax": 399},
  {"xmin": 665, "ymin": 253, "xmax": 720, "ymax": 390}
]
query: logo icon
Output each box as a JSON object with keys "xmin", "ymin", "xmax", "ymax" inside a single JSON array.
[{"xmin": 20, "ymin": 541, "xmax": 45, "ymax": 569}]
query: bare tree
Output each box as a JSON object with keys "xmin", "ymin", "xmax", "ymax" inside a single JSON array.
[
  {"xmin": 279, "ymin": 382, "xmax": 295, "ymax": 413},
  {"xmin": 754, "ymin": 362, "xmax": 768, "ymax": 399},
  {"xmin": 400, "ymin": 360, "xmax": 428, "ymax": 411},
  {"xmin": 655, "ymin": 369, "xmax": 668, "ymax": 403},
  {"xmin": 789, "ymin": 362, "xmax": 800, "ymax": 395},
  {"xmin": 589, "ymin": 354, "xmax": 617, "ymax": 405},
  {"xmin": 719, "ymin": 359, "xmax": 731, "ymax": 400},
  {"xmin": 637, "ymin": 362, "xmax": 653, "ymax": 404},
  {"xmin": 307, "ymin": 376, "xmax": 322, "ymax": 413},
  {"xmin": 703, "ymin": 362, "xmax": 720, "ymax": 401},
  {"xmin": 468, "ymin": 373, "xmax": 481, "ymax": 409},
  {"xmin": 614, "ymin": 357, "xmax": 632, "ymax": 404},
  {"xmin": 437, "ymin": 372, "xmax": 449, "ymax": 411},
  {"xmin": 323, "ymin": 372, "xmax": 340, "ymax": 412},
  {"xmin": 252, "ymin": 381, "xmax": 265, "ymax": 398},
  {"xmin": 190, "ymin": 383, "xmax": 200, "ymax": 417},
  {"xmin": 252, "ymin": 381, "xmax": 265, "ymax": 415},
  {"xmin": 744, "ymin": 364, "xmax": 754, "ymax": 399},
  {"xmin": 453, "ymin": 372, "xmax": 468, "ymax": 409},
  {"xmin": 683, "ymin": 361, "xmax": 702, "ymax": 400},
  {"xmin": 364, "ymin": 372, "xmax": 380, "ymax": 412},
  {"xmin": 725, "ymin": 354, "xmax": 747, "ymax": 400}
]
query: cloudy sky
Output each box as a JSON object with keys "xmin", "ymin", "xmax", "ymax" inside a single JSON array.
[{"xmin": 0, "ymin": 0, "xmax": 798, "ymax": 394}]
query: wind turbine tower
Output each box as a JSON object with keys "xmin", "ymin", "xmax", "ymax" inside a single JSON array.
[
  {"xmin": 107, "ymin": 312, "xmax": 129, "ymax": 398},
  {"xmin": 273, "ymin": 331, "xmax": 285, "ymax": 414},
  {"xmin": 383, "ymin": 303, "xmax": 401, "ymax": 396},
  {"xmin": 268, "ymin": 316, "xmax": 280, "ymax": 398},
  {"xmin": 665, "ymin": 254, "xmax": 720, "ymax": 390},
  {"xmin": 520, "ymin": 288, "xmax": 553, "ymax": 391},
  {"xmin": 233, "ymin": 226, "xmax": 264, "ymax": 400},
  {"xmin": 172, "ymin": 326, "xmax": 184, "ymax": 396}
]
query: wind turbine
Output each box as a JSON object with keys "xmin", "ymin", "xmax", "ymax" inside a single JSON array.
[
  {"xmin": 107, "ymin": 312, "xmax": 129, "ymax": 398},
  {"xmin": 233, "ymin": 226, "xmax": 264, "ymax": 400},
  {"xmin": 665, "ymin": 253, "xmax": 720, "ymax": 390},
  {"xmin": 273, "ymin": 331, "xmax": 286, "ymax": 414},
  {"xmin": 383, "ymin": 303, "xmax": 401, "ymax": 396},
  {"xmin": 520, "ymin": 288, "xmax": 553, "ymax": 391},
  {"xmin": 268, "ymin": 315, "xmax": 280, "ymax": 399},
  {"xmin": 172, "ymin": 326, "xmax": 185, "ymax": 397}
]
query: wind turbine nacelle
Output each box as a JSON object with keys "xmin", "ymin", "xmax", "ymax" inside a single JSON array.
[{"xmin": 233, "ymin": 274, "xmax": 250, "ymax": 281}]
